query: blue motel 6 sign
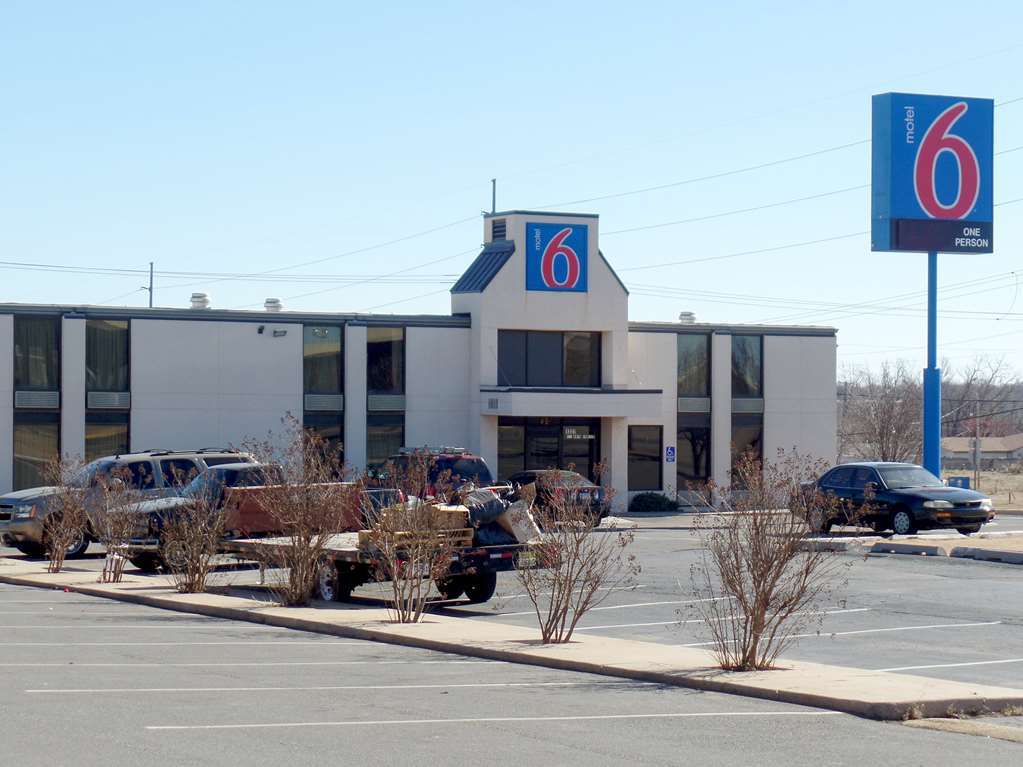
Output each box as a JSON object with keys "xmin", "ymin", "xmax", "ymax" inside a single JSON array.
[
  {"xmin": 525, "ymin": 222, "xmax": 588, "ymax": 292},
  {"xmin": 871, "ymin": 92, "xmax": 993, "ymax": 254}
]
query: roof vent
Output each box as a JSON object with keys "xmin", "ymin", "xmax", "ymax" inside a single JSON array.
[
  {"xmin": 491, "ymin": 218, "xmax": 506, "ymax": 240},
  {"xmin": 264, "ymin": 298, "xmax": 282, "ymax": 312},
  {"xmin": 190, "ymin": 292, "xmax": 211, "ymax": 310},
  {"xmin": 678, "ymin": 311, "xmax": 696, "ymax": 324}
]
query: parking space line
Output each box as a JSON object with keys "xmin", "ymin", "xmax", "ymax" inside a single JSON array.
[
  {"xmin": 0, "ymin": 641, "xmax": 364, "ymax": 647},
  {"xmin": 495, "ymin": 597, "xmax": 729, "ymax": 618},
  {"xmin": 0, "ymin": 624, "xmax": 249, "ymax": 630},
  {"xmin": 679, "ymin": 621, "xmax": 1003, "ymax": 646},
  {"xmin": 28, "ymin": 681, "xmax": 615, "ymax": 694},
  {"xmin": 147, "ymin": 711, "xmax": 842, "ymax": 730},
  {"xmin": 497, "ymin": 585, "xmax": 647, "ymax": 601},
  {"xmin": 876, "ymin": 657, "xmax": 1023, "ymax": 672},
  {"xmin": 574, "ymin": 607, "xmax": 871, "ymax": 632},
  {"xmin": 1, "ymin": 660, "xmax": 502, "ymax": 668}
]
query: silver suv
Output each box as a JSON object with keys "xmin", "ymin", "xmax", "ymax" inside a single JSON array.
[{"xmin": 0, "ymin": 448, "xmax": 253, "ymax": 558}]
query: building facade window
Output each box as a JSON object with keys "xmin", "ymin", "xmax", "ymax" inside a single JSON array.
[
  {"xmin": 85, "ymin": 412, "xmax": 130, "ymax": 462},
  {"xmin": 367, "ymin": 327, "xmax": 405, "ymax": 395},
  {"xmin": 497, "ymin": 330, "xmax": 601, "ymax": 387},
  {"xmin": 86, "ymin": 320, "xmax": 129, "ymax": 392},
  {"xmin": 497, "ymin": 417, "xmax": 601, "ymax": 482},
  {"xmin": 677, "ymin": 334, "xmax": 710, "ymax": 397},
  {"xmin": 677, "ymin": 413, "xmax": 711, "ymax": 489},
  {"xmin": 367, "ymin": 413, "xmax": 404, "ymax": 470},
  {"xmin": 731, "ymin": 413, "xmax": 764, "ymax": 477},
  {"xmin": 303, "ymin": 326, "xmax": 343, "ymax": 395},
  {"xmin": 303, "ymin": 325, "xmax": 345, "ymax": 462},
  {"xmin": 14, "ymin": 316, "xmax": 60, "ymax": 391},
  {"xmin": 13, "ymin": 411, "xmax": 59, "ymax": 490},
  {"xmin": 731, "ymin": 335, "xmax": 763, "ymax": 398},
  {"xmin": 628, "ymin": 425, "xmax": 662, "ymax": 491}
]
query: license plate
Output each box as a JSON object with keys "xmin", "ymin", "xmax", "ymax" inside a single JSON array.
[{"xmin": 517, "ymin": 551, "xmax": 538, "ymax": 568}]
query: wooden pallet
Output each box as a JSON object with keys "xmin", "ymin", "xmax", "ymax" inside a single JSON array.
[{"xmin": 358, "ymin": 527, "xmax": 474, "ymax": 549}]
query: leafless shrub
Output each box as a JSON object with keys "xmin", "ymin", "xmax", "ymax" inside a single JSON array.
[
  {"xmin": 243, "ymin": 417, "xmax": 361, "ymax": 606},
  {"xmin": 158, "ymin": 492, "xmax": 227, "ymax": 593},
  {"xmin": 40, "ymin": 457, "xmax": 89, "ymax": 574},
  {"xmin": 687, "ymin": 450, "xmax": 852, "ymax": 670},
  {"xmin": 515, "ymin": 467, "xmax": 639, "ymax": 644},
  {"xmin": 362, "ymin": 450, "xmax": 465, "ymax": 623},
  {"xmin": 92, "ymin": 470, "xmax": 145, "ymax": 584}
]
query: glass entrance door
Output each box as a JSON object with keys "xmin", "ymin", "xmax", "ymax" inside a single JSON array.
[{"xmin": 497, "ymin": 417, "xmax": 601, "ymax": 482}]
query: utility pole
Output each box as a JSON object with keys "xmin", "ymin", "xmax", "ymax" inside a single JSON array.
[{"xmin": 143, "ymin": 262, "xmax": 154, "ymax": 307}]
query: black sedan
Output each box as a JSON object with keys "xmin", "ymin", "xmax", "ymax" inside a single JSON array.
[
  {"xmin": 505, "ymin": 470, "xmax": 609, "ymax": 525},
  {"xmin": 809, "ymin": 462, "xmax": 994, "ymax": 535}
]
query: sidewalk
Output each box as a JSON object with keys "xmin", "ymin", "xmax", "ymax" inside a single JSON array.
[{"xmin": 3, "ymin": 555, "xmax": 1022, "ymax": 721}]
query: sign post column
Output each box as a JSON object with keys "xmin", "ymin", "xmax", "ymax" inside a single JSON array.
[{"xmin": 923, "ymin": 250, "xmax": 941, "ymax": 475}]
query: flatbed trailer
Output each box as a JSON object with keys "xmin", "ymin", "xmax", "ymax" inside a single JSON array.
[{"xmin": 218, "ymin": 532, "xmax": 536, "ymax": 603}]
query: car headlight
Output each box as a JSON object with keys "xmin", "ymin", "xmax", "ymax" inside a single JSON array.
[
  {"xmin": 12, "ymin": 504, "xmax": 36, "ymax": 519},
  {"xmin": 979, "ymin": 498, "xmax": 993, "ymax": 511},
  {"xmin": 923, "ymin": 500, "xmax": 954, "ymax": 509}
]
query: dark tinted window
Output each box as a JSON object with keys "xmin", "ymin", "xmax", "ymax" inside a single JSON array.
[
  {"xmin": 731, "ymin": 335, "xmax": 763, "ymax": 398},
  {"xmin": 628, "ymin": 425, "xmax": 662, "ymax": 491},
  {"xmin": 563, "ymin": 332, "xmax": 600, "ymax": 387},
  {"xmin": 86, "ymin": 319, "xmax": 129, "ymax": 392},
  {"xmin": 497, "ymin": 330, "xmax": 526, "ymax": 386},
  {"xmin": 160, "ymin": 459, "xmax": 200, "ymax": 487},
  {"xmin": 367, "ymin": 413, "xmax": 404, "ymax": 469},
  {"xmin": 849, "ymin": 468, "xmax": 878, "ymax": 489},
  {"xmin": 498, "ymin": 421, "xmax": 526, "ymax": 479},
  {"xmin": 526, "ymin": 331, "xmax": 562, "ymax": 386},
  {"xmin": 203, "ymin": 455, "xmax": 251, "ymax": 467},
  {"xmin": 677, "ymin": 412, "xmax": 711, "ymax": 486},
  {"xmin": 304, "ymin": 326, "xmax": 343, "ymax": 395},
  {"xmin": 877, "ymin": 466, "xmax": 944, "ymax": 489},
  {"xmin": 14, "ymin": 316, "xmax": 60, "ymax": 391},
  {"xmin": 12, "ymin": 411, "xmax": 59, "ymax": 490},
  {"xmin": 121, "ymin": 460, "xmax": 157, "ymax": 490},
  {"xmin": 367, "ymin": 327, "xmax": 404, "ymax": 395},
  {"xmin": 85, "ymin": 412, "xmax": 129, "ymax": 462},
  {"xmin": 823, "ymin": 467, "xmax": 854, "ymax": 487},
  {"xmin": 730, "ymin": 413, "xmax": 763, "ymax": 478},
  {"xmin": 677, "ymin": 334, "xmax": 710, "ymax": 397},
  {"xmin": 440, "ymin": 458, "xmax": 494, "ymax": 486}
]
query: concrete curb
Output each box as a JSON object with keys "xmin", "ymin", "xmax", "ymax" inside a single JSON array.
[
  {"xmin": 903, "ymin": 717, "xmax": 1023, "ymax": 743},
  {"xmin": 950, "ymin": 547, "xmax": 1023, "ymax": 565},
  {"xmin": 3, "ymin": 566, "xmax": 1022, "ymax": 722},
  {"xmin": 869, "ymin": 542, "xmax": 947, "ymax": 556}
]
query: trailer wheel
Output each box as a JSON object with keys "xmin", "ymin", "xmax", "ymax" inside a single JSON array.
[
  {"xmin": 463, "ymin": 572, "xmax": 497, "ymax": 603},
  {"xmin": 315, "ymin": 560, "xmax": 340, "ymax": 601},
  {"xmin": 436, "ymin": 576, "xmax": 465, "ymax": 600}
]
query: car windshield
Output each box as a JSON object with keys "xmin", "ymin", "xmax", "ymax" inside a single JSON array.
[
  {"xmin": 437, "ymin": 458, "xmax": 493, "ymax": 486},
  {"xmin": 181, "ymin": 470, "xmax": 227, "ymax": 503},
  {"xmin": 69, "ymin": 460, "xmax": 115, "ymax": 488},
  {"xmin": 877, "ymin": 466, "xmax": 944, "ymax": 489}
]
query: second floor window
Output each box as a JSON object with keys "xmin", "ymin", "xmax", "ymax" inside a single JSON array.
[
  {"xmin": 497, "ymin": 330, "xmax": 601, "ymax": 388},
  {"xmin": 677, "ymin": 334, "xmax": 710, "ymax": 397},
  {"xmin": 86, "ymin": 319, "xmax": 129, "ymax": 392},
  {"xmin": 303, "ymin": 326, "xmax": 343, "ymax": 394},
  {"xmin": 368, "ymin": 327, "xmax": 404, "ymax": 395},
  {"xmin": 14, "ymin": 316, "xmax": 60, "ymax": 391},
  {"xmin": 731, "ymin": 335, "xmax": 763, "ymax": 398}
]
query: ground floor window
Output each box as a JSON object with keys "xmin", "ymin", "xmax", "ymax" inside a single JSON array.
[
  {"xmin": 367, "ymin": 412, "xmax": 404, "ymax": 470},
  {"xmin": 677, "ymin": 413, "xmax": 711, "ymax": 490},
  {"xmin": 303, "ymin": 412, "xmax": 344, "ymax": 466},
  {"xmin": 731, "ymin": 413, "xmax": 763, "ymax": 480},
  {"xmin": 13, "ymin": 411, "xmax": 60, "ymax": 490},
  {"xmin": 85, "ymin": 412, "xmax": 129, "ymax": 462},
  {"xmin": 497, "ymin": 417, "xmax": 601, "ymax": 482},
  {"xmin": 628, "ymin": 425, "xmax": 662, "ymax": 491}
]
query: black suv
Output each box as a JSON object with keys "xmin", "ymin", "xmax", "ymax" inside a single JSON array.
[{"xmin": 809, "ymin": 462, "xmax": 993, "ymax": 535}]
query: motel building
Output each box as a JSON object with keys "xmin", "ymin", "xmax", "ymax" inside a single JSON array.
[{"xmin": 0, "ymin": 210, "xmax": 837, "ymax": 508}]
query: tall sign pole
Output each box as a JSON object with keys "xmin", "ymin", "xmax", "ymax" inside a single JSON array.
[{"xmin": 871, "ymin": 92, "xmax": 994, "ymax": 477}]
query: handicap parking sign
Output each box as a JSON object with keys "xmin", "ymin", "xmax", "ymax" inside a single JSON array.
[{"xmin": 665, "ymin": 446, "xmax": 676, "ymax": 463}]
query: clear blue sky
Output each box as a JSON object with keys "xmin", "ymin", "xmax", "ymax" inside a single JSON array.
[{"xmin": 2, "ymin": 1, "xmax": 1021, "ymax": 376}]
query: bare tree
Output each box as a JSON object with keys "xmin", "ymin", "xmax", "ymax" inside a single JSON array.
[
  {"xmin": 942, "ymin": 356, "xmax": 1020, "ymax": 437},
  {"xmin": 515, "ymin": 468, "xmax": 639, "ymax": 644},
  {"xmin": 840, "ymin": 360, "xmax": 922, "ymax": 462},
  {"xmin": 244, "ymin": 417, "xmax": 361, "ymax": 606},
  {"xmin": 361, "ymin": 450, "xmax": 466, "ymax": 623},
  {"xmin": 92, "ymin": 468, "xmax": 145, "ymax": 584},
  {"xmin": 158, "ymin": 491, "xmax": 227, "ymax": 593},
  {"xmin": 40, "ymin": 457, "xmax": 89, "ymax": 574},
  {"xmin": 687, "ymin": 450, "xmax": 851, "ymax": 670}
]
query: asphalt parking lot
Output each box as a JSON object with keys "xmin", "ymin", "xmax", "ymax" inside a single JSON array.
[
  {"xmin": 435, "ymin": 519, "xmax": 1023, "ymax": 692},
  {"xmin": 3, "ymin": 581, "xmax": 1023, "ymax": 766}
]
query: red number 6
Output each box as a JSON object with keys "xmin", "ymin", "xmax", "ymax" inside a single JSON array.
[
  {"xmin": 913, "ymin": 101, "xmax": 980, "ymax": 220},
  {"xmin": 540, "ymin": 228, "xmax": 580, "ymax": 288}
]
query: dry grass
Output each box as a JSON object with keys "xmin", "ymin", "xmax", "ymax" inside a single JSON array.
[{"xmin": 941, "ymin": 470, "xmax": 1023, "ymax": 509}]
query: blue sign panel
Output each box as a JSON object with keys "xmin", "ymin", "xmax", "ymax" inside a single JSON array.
[
  {"xmin": 665, "ymin": 446, "xmax": 676, "ymax": 464},
  {"xmin": 525, "ymin": 222, "xmax": 588, "ymax": 292},
  {"xmin": 872, "ymin": 92, "xmax": 993, "ymax": 253}
]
